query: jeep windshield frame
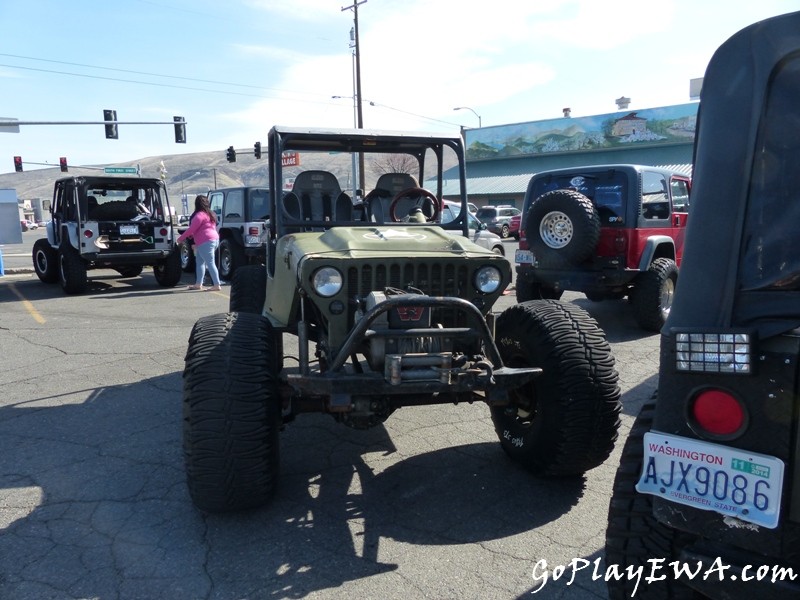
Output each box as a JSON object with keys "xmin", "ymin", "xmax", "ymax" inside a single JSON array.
[{"xmin": 267, "ymin": 126, "xmax": 470, "ymax": 240}]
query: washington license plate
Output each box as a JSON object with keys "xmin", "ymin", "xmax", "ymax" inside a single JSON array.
[
  {"xmin": 515, "ymin": 249, "xmax": 533, "ymax": 264},
  {"xmin": 120, "ymin": 225, "xmax": 139, "ymax": 235},
  {"xmin": 637, "ymin": 432, "xmax": 784, "ymax": 529}
]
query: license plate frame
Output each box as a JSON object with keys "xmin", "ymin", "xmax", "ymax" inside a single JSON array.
[
  {"xmin": 637, "ymin": 432, "xmax": 784, "ymax": 529},
  {"xmin": 515, "ymin": 249, "xmax": 533, "ymax": 264},
  {"xmin": 120, "ymin": 225, "xmax": 139, "ymax": 235}
]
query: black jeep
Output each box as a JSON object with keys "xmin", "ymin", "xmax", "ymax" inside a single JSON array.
[
  {"xmin": 605, "ymin": 11, "xmax": 800, "ymax": 599},
  {"xmin": 515, "ymin": 164, "xmax": 691, "ymax": 332}
]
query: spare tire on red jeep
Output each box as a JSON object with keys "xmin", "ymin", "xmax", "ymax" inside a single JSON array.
[{"xmin": 526, "ymin": 189, "xmax": 600, "ymax": 267}]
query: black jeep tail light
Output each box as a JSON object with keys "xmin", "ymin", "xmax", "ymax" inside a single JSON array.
[
  {"xmin": 675, "ymin": 332, "xmax": 752, "ymax": 374},
  {"xmin": 690, "ymin": 388, "xmax": 747, "ymax": 437}
]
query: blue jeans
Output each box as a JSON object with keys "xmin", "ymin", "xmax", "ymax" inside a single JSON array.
[{"xmin": 194, "ymin": 239, "xmax": 220, "ymax": 287}]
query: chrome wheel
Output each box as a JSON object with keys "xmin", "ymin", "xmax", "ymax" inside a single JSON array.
[{"xmin": 539, "ymin": 211, "xmax": 573, "ymax": 249}]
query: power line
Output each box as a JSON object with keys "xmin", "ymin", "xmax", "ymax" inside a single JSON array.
[
  {"xmin": 0, "ymin": 52, "xmax": 282, "ymax": 92},
  {"xmin": 0, "ymin": 62, "xmax": 332, "ymax": 104}
]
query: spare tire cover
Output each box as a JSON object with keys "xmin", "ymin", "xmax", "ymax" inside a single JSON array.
[{"xmin": 525, "ymin": 189, "xmax": 600, "ymax": 267}]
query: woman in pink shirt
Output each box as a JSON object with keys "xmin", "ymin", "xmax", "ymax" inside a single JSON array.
[{"xmin": 177, "ymin": 195, "xmax": 221, "ymax": 291}]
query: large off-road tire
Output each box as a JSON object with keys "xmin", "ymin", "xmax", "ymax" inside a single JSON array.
[
  {"xmin": 630, "ymin": 258, "xmax": 677, "ymax": 332},
  {"xmin": 180, "ymin": 240, "xmax": 196, "ymax": 273},
  {"xmin": 115, "ymin": 265, "xmax": 143, "ymax": 278},
  {"xmin": 605, "ymin": 402, "xmax": 700, "ymax": 599},
  {"xmin": 492, "ymin": 300, "xmax": 621, "ymax": 476},
  {"xmin": 32, "ymin": 239, "xmax": 59, "ymax": 283},
  {"xmin": 153, "ymin": 250, "xmax": 182, "ymax": 287},
  {"xmin": 183, "ymin": 312, "xmax": 282, "ymax": 512},
  {"xmin": 526, "ymin": 190, "xmax": 600, "ymax": 267},
  {"xmin": 218, "ymin": 238, "xmax": 246, "ymax": 281},
  {"xmin": 515, "ymin": 280, "xmax": 563, "ymax": 302},
  {"xmin": 229, "ymin": 264, "xmax": 267, "ymax": 314},
  {"xmin": 58, "ymin": 245, "xmax": 88, "ymax": 294}
]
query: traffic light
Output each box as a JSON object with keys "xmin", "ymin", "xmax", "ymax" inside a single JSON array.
[
  {"xmin": 13, "ymin": 156, "xmax": 23, "ymax": 172},
  {"xmin": 103, "ymin": 109, "xmax": 118, "ymax": 139},
  {"xmin": 59, "ymin": 157, "xmax": 68, "ymax": 173},
  {"xmin": 226, "ymin": 146, "xmax": 236, "ymax": 163},
  {"xmin": 173, "ymin": 116, "xmax": 186, "ymax": 144},
  {"xmin": 254, "ymin": 141, "xmax": 262, "ymax": 159}
]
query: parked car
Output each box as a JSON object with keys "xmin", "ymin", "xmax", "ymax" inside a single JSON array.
[
  {"xmin": 36, "ymin": 220, "xmax": 47, "ymax": 228},
  {"xmin": 509, "ymin": 213, "xmax": 521, "ymax": 240},
  {"xmin": 475, "ymin": 205, "xmax": 521, "ymax": 238},
  {"xmin": 441, "ymin": 200, "xmax": 506, "ymax": 255},
  {"xmin": 25, "ymin": 220, "xmax": 38, "ymax": 230},
  {"xmin": 515, "ymin": 163, "xmax": 691, "ymax": 331},
  {"xmin": 605, "ymin": 11, "xmax": 800, "ymax": 599}
]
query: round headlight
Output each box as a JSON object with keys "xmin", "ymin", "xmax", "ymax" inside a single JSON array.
[
  {"xmin": 474, "ymin": 266, "xmax": 502, "ymax": 294},
  {"xmin": 312, "ymin": 267, "xmax": 343, "ymax": 297}
]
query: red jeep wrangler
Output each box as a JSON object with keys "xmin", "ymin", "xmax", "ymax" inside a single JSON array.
[{"xmin": 515, "ymin": 164, "xmax": 691, "ymax": 331}]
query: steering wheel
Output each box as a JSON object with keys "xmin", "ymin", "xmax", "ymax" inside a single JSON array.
[{"xmin": 389, "ymin": 187, "xmax": 441, "ymax": 222}]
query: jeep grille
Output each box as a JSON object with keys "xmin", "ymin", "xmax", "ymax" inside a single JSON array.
[{"xmin": 347, "ymin": 260, "xmax": 471, "ymax": 325}]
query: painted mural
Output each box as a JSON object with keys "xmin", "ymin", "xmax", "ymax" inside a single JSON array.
[{"xmin": 465, "ymin": 103, "xmax": 698, "ymax": 160}]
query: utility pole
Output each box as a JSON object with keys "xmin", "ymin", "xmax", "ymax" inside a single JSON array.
[{"xmin": 342, "ymin": 0, "xmax": 367, "ymax": 194}]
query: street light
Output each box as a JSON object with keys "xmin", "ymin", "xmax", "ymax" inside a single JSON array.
[{"xmin": 453, "ymin": 106, "xmax": 482, "ymax": 128}]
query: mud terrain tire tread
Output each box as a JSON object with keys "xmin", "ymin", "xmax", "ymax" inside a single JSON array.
[
  {"xmin": 219, "ymin": 238, "xmax": 246, "ymax": 281},
  {"xmin": 526, "ymin": 189, "xmax": 600, "ymax": 267},
  {"xmin": 58, "ymin": 244, "xmax": 88, "ymax": 294},
  {"xmin": 180, "ymin": 241, "xmax": 196, "ymax": 273},
  {"xmin": 229, "ymin": 265, "xmax": 267, "ymax": 314},
  {"xmin": 631, "ymin": 258, "xmax": 677, "ymax": 332},
  {"xmin": 154, "ymin": 250, "xmax": 182, "ymax": 287},
  {"xmin": 492, "ymin": 300, "xmax": 621, "ymax": 476},
  {"xmin": 605, "ymin": 402, "xmax": 698, "ymax": 599},
  {"xmin": 183, "ymin": 312, "xmax": 281, "ymax": 512},
  {"xmin": 33, "ymin": 239, "xmax": 59, "ymax": 283}
]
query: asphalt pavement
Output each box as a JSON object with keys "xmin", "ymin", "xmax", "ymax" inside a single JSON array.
[{"xmin": 0, "ymin": 233, "xmax": 661, "ymax": 600}]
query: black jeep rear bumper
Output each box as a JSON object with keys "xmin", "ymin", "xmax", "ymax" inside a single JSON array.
[{"xmin": 516, "ymin": 263, "xmax": 638, "ymax": 292}]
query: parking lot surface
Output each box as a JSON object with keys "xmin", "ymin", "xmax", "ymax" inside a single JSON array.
[{"xmin": 0, "ymin": 238, "xmax": 660, "ymax": 599}]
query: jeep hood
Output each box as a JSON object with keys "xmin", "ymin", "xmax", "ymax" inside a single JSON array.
[{"xmin": 283, "ymin": 226, "xmax": 495, "ymax": 258}]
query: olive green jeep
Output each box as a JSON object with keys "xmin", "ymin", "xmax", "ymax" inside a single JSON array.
[{"xmin": 181, "ymin": 126, "xmax": 622, "ymax": 513}]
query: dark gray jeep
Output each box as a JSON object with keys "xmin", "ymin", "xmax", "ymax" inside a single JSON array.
[
  {"xmin": 605, "ymin": 11, "xmax": 800, "ymax": 599},
  {"xmin": 181, "ymin": 126, "xmax": 623, "ymax": 513}
]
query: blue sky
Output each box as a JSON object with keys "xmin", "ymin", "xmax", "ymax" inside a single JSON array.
[{"xmin": 1, "ymin": 0, "xmax": 795, "ymax": 172}]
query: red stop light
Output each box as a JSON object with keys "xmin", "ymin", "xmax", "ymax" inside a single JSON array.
[
  {"xmin": 13, "ymin": 156, "xmax": 23, "ymax": 172},
  {"xmin": 59, "ymin": 157, "xmax": 68, "ymax": 173}
]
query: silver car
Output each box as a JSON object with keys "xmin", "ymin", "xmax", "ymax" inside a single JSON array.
[{"xmin": 441, "ymin": 201, "xmax": 506, "ymax": 256}]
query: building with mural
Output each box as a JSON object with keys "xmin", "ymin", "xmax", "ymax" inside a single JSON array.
[{"xmin": 456, "ymin": 102, "xmax": 697, "ymax": 208}]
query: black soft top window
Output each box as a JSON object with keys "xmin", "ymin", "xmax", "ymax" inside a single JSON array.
[
  {"xmin": 739, "ymin": 54, "xmax": 800, "ymax": 291},
  {"xmin": 530, "ymin": 170, "xmax": 627, "ymax": 224},
  {"xmin": 247, "ymin": 188, "xmax": 270, "ymax": 220}
]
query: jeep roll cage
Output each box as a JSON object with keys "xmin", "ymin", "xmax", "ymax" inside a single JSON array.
[{"xmin": 266, "ymin": 126, "xmax": 471, "ymax": 247}]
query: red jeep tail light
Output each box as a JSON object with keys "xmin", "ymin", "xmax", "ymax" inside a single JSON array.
[
  {"xmin": 249, "ymin": 226, "xmax": 260, "ymax": 236},
  {"xmin": 690, "ymin": 389, "xmax": 746, "ymax": 437},
  {"xmin": 159, "ymin": 227, "xmax": 168, "ymax": 236},
  {"xmin": 614, "ymin": 233, "xmax": 626, "ymax": 254},
  {"xmin": 83, "ymin": 229, "xmax": 93, "ymax": 238}
]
